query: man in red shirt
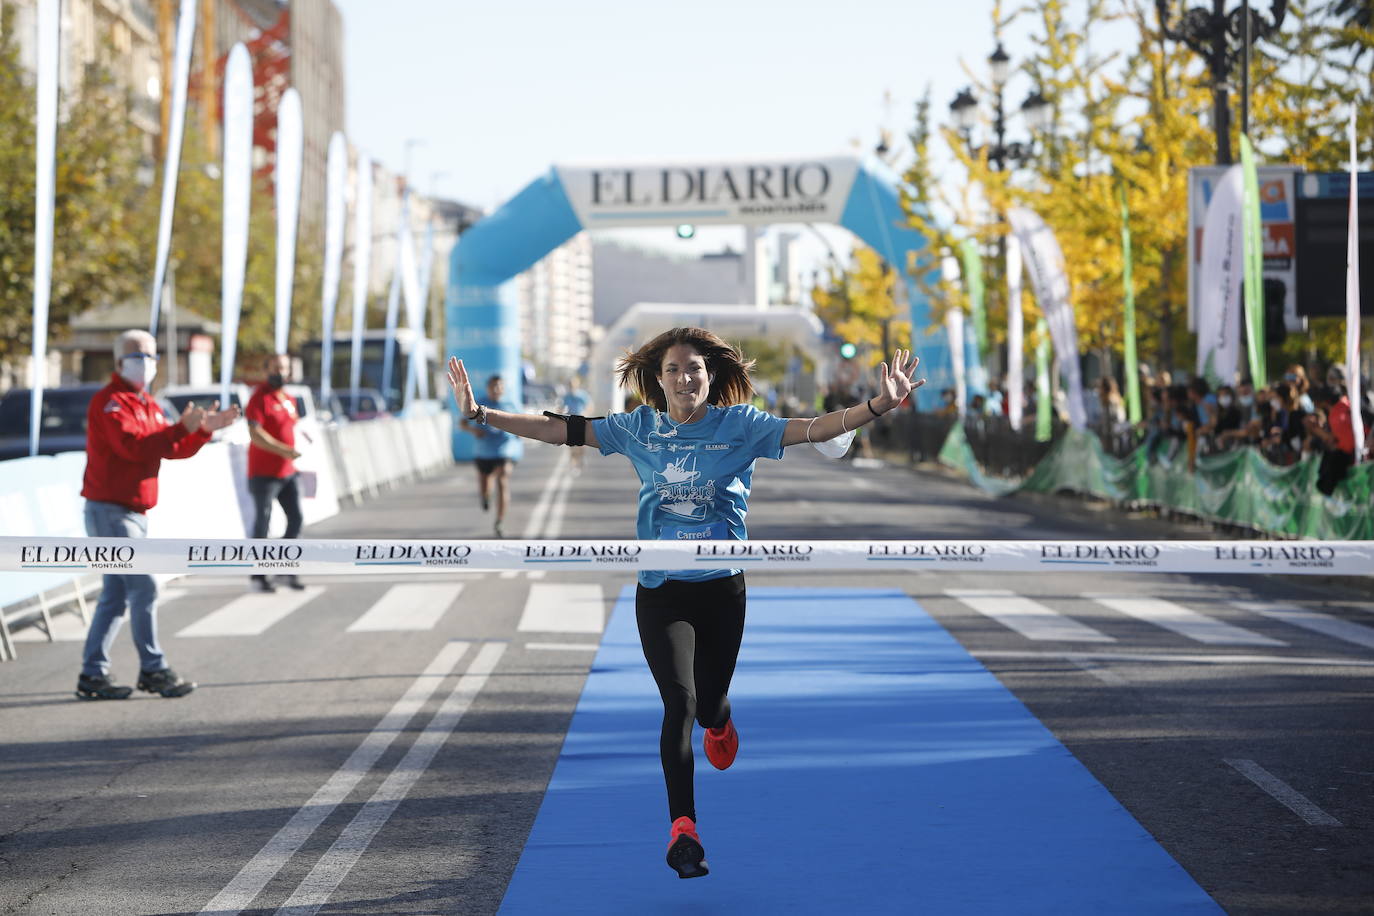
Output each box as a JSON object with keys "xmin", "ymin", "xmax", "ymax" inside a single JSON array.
[
  {"xmin": 77, "ymin": 329, "xmax": 239, "ymax": 700},
  {"xmin": 245, "ymin": 353, "xmax": 305, "ymax": 593}
]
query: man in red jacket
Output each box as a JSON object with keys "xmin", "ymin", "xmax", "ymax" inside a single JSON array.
[
  {"xmin": 76, "ymin": 329, "xmax": 239, "ymax": 701},
  {"xmin": 245, "ymin": 353, "xmax": 304, "ymax": 593}
]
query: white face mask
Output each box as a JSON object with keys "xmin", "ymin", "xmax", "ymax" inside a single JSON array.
[
  {"xmin": 1239, "ymin": 394, "xmax": 1255, "ymax": 407},
  {"xmin": 119, "ymin": 354, "xmax": 157, "ymax": 389},
  {"xmin": 1218, "ymin": 395, "xmax": 1233, "ymax": 408},
  {"xmin": 1270, "ymin": 399, "xmax": 1282, "ymax": 412}
]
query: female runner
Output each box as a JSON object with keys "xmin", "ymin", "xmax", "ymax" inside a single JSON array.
[{"xmin": 446, "ymin": 328, "xmax": 922, "ymax": 879}]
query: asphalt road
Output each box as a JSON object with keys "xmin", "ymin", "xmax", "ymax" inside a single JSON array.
[{"xmin": 2, "ymin": 442, "xmax": 1371, "ymax": 915}]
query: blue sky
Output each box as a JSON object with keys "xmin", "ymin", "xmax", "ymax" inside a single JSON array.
[{"xmin": 331, "ymin": 0, "xmax": 1117, "ymax": 271}]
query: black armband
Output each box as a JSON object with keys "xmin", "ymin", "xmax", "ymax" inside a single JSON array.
[{"xmin": 543, "ymin": 411, "xmax": 603, "ymax": 447}]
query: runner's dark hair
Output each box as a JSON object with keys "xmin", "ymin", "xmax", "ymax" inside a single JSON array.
[{"xmin": 616, "ymin": 327, "xmax": 756, "ymax": 411}]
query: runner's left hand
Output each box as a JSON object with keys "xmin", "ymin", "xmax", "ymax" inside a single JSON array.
[
  {"xmin": 447, "ymin": 356, "xmax": 477, "ymax": 419},
  {"xmin": 875, "ymin": 349, "xmax": 924, "ymax": 412}
]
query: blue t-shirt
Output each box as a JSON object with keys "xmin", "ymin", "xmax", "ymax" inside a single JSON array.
[
  {"xmin": 592, "ymin": 404, "xmax": 788, "ymax": 588},
  {"xmin": 472, "ymin": 396, "xmax": 524, "ymax": 461},
  {"xmin": 562, "ymin": 390, "xmax": 592, "ymax": 415}
]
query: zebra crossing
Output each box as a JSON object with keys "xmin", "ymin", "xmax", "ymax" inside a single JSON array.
[
  {"xmin": 15, "ymin": 579, "xmax": 1374, "ymax": 658},
  {"xmin": 942, "ymin": 587, "xmax": 1374, "ymax": 653}
]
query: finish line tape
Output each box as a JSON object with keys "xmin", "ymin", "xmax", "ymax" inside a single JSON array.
[{"xmin": 2, "ymin": 537, "xmax": 1371, "ymax": 577}]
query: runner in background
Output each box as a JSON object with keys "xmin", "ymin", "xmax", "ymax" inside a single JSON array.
[
  {"xmin": 459, "ymin": 374, "xmax": 523, "ymax": 538},
  {"xmin": 447, "ymin": 328, "xmax": 922, "ymax": 879},
  {"xmin": 560, "ymin": 376, "xmax": 592, "ymax": 473}
]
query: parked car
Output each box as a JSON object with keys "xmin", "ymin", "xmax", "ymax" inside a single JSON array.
[
  {"xmin": 331, "ymin": 388, "xmax": 391, "ymax": 422},
  {"xmin": 0, "ymin": 385, "xmax": 103, "ymax": 461},
  {"xmin": 160, "ymin": 383, "xmax": 251, "ymax": 415}
]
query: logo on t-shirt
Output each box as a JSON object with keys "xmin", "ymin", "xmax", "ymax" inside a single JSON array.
[{"xmin": 653, "ymin": 454, "xmax": 716, "ymax": 520}]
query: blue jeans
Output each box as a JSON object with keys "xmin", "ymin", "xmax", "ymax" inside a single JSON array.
[{"xmin": 81, "ymin": 501, "xmax": 165, "ymax": 677}]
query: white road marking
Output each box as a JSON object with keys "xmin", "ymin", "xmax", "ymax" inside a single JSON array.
[
  {"xmin": 945, "ymin": 589, "xmax": 1115, "ymax": 643},
  {"xmin": 345, "ymin": 583, "xmax": 464, "ymax": 632},
  {"xmin": 974, "ymin": 649, "xmax": 1374, "ymax": 668},
  {"xmin": 1225, "ymin": 758, "xmax": 1343, "ymax": 827},
  {"xmin": 850, "ymin": 477, "xmax": 877, "ymax": 490},
  {"xmin": 176, "ymin": 587, "xmax": 324, "ymax": 638},
  {"xmin": 521, "ymin": 450, "xmax": 570, "ymax": 540},
  {"xmin": 543, "ymin": 469, "xmax": 575, "ymax": 538},
  {"xmin": 274, "ymin": 642, "xmax": 508, "ymax": 915},
  {"xmin": 1232, "ymin": 601, "xmax": 1374, "ymax": 651},
  {"xmin": 499, "ymin": 570, "xmax": 546, "ymax": 580},
  {"xmin": 201, "ymin": 640, "xmax": 473, "ymax": 914},
  {"xmin": 1069, "ymin": 658, "xmax": 1130, "ymax": 685},
  {"xmin": 524, "ymin": 641, "xmax": 601, "ymax": 652},
  {"xmin": 517, "ymin": 583, "xmax": 604, "ymax": 633},
  {"xmin": 1088, "ymin": 595, "xmax": 1285, "ymax": 646}
]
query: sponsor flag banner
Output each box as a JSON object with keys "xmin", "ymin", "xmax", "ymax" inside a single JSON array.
[
  {"xmin": 349, "ymin": 152, "xmax": 373, "ymax": 395},
  {"xmin": 946, "ymin": 307, "xmax": 967, "ymax": 417},
  {"xmin": 555, "ymin": 158, "xmax": 860, "ymax": 228},
  {"xmin": 1120, "ymin": 186, "xmax": 1142, "ymax": 424},
  {"xmin": 1347, "ymin": 109, "xmax": 1366, "ymax": 462},
  {"xmin": 399, "ymin": 212, "xmax": 426, "ymax": 408},
  {"xmin": 382, "ymin": 192, "xmax": 410, "ymax": 405},
  {"xmin": 960, "ymin": 237, "xmax": 988, "ymax": 360},
  {"xmin": 219, "ymin": 44, "xmax": 252, "ymax": 412},
  {"xmin": 29, "ymin": 0, "xmax": 59, "ymax": 458},
  {"xmin": 148, "ymin": 0, "xmax": 197, "ymax": 336},
  {"xmin": 2, "ymin": 537, "xmax": 1370, "ymax": 578},
  {"xmin": 1008, "ymin": 207, "xmax": 1087, "ymax": 429},
  {"xmin": 1195, "ymin": 167, "xmax": 1244, "ymax": 384},
  {"xmin": 320, "ymin": 132, "xmax": 348, "ymax": 403},
  {"xmin": 273, "ymin": 88, "xmax": 303, "ymax": 355},
  {"xmin": 1035, "ymin": 317, "xmax": 1052, "ymax": 442},
  {"xmin": 1006, "ymin": 233, "xmax": 1024, "ymax": 431},
  {"xmin": 1240, "ymin": 136, "xmax": 1267, "ymax": 386}
]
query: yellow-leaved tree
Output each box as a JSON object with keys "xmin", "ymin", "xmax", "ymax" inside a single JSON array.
[{"xmin": 810, "ymin": 247, "xmax": 911, "ymax": 367}]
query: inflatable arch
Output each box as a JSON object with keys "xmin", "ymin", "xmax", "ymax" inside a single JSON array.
[{"xmin": 445, "ymin": 156, "xmax": 954, "ymax": 459}]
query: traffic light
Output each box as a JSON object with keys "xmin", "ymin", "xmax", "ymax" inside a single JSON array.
[
  {"xmin": 675, "ymin": 224, "xmax": 696, "ymax": 240},
  {"xmin": 1263, "ymin": 277, "xmax": 1286, "ymax": 347},
  {"xmin": 839, "ymin": 342, "xmax": 857, "ymax": 359}
]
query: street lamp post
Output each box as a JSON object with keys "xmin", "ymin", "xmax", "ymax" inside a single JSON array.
[
  {"xmin": 948, "ymin": 43, "xmax": 1052, "ymax": 382},
  {"xmin": 1155, "ymin": 0, "xmax": 1287, "ymax": 164}
]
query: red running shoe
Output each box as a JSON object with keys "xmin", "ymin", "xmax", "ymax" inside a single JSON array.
[
  {"xmin": 666, "ymin": 816, "xmax": 709, "ymax": 879},
  {"xmin": 703, "ymin": 719, "xmax": 739, "ymax": 770}
]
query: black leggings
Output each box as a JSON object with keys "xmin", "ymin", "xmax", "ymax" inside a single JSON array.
[{"xmin": 636, "ymin": 573, "xmax": 747, "ymax": 823}]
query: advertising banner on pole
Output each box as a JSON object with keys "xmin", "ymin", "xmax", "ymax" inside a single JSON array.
[
  {"xmin": 382, "ymin": 192, "xmax": 409, "ymax": 406},
  {"xmin": 1240, "ymin": 137, "xmax": 1267, "ymax": 387},
  {"xmin": 1035, "ymin": 317, "xmax": 1052, "ymax": 442},
  {"xmin": 1195, "ymin": 166, "xmax": 1244, "ymax": 385},
  {"xmin": 1188, "ymin": 164, "xmax": 1299, "ymax": 335},
  {"xmin": 349, "ymin": 153, "xmax": 373, "ymax": 395},
  {"xmin": 1008, "ymin": 207, "xmax": 1086, "ymax": 429},
  {"xmin": 28, "ymin": 0, "xmax": 59, "ymax": 458},
  {"xmin": 219, "ymin": 44, "xmax": 252, "ymax": 412},
  {"xmin": 1347, "ymin": 110, "xmax": 1366, "ymax": 462},
  {"xmin": 946, "ymin": 308, "xmax": 967, "ymax": 417},
  {"xmin": 148, "ymin": 0, "xmax": 197, "ymax": 337},
  {"xmin": 1120, "ymin": 186, "xmax": 1141, "ymax": 424},
  {"xmin": 961, "ymin": 237, "xmax": 987, "ymax": 360},
  {"xmin": 320, "ymin": 132, "xmax": 347, "ymax": 403},
  {"xmin": 273, "ymin": 88, "xmax": 303, "ymax": 355},
  {"xmin": 1006, "ymin": 233, "xmax": 1024, "ymax": 431}
]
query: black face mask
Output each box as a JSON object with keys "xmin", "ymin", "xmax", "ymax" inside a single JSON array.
[{"xmin": 267, "ymin": 373, "xmax": 285, "ymax": 390}]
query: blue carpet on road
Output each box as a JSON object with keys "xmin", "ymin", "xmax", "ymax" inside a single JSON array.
[{"xmin": 499, "ymin": 587, "xmax": 1220, "ymax": 915}]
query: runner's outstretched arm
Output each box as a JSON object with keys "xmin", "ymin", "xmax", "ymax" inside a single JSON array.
[
  {"xmin": 780, "ymin": 349, "xmax": 925, "ymax": 447},
  {"xmin": 447, "ymin": 356, "xmax": 600, "ymax": 449}
]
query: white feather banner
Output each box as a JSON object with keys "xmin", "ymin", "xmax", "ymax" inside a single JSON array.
[
  {"xmin": 148, "ymin": 0, "xmax": 197, "ymax": 336},
  {"xmin": 320, "ymin": 132, "xmax": 348, "ymax": 402},
  {"xmin": 273, "ymin": 88, "xmax": 303, "ymax": 355},
  {"xmin": 219, "ymin": 44, "xmax": 253, "ymax": 412}
]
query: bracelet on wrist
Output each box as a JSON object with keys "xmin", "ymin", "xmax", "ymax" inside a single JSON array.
[{"xmin": 867, "ymin": 398, "xmax": 884, "ymax": 418}]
